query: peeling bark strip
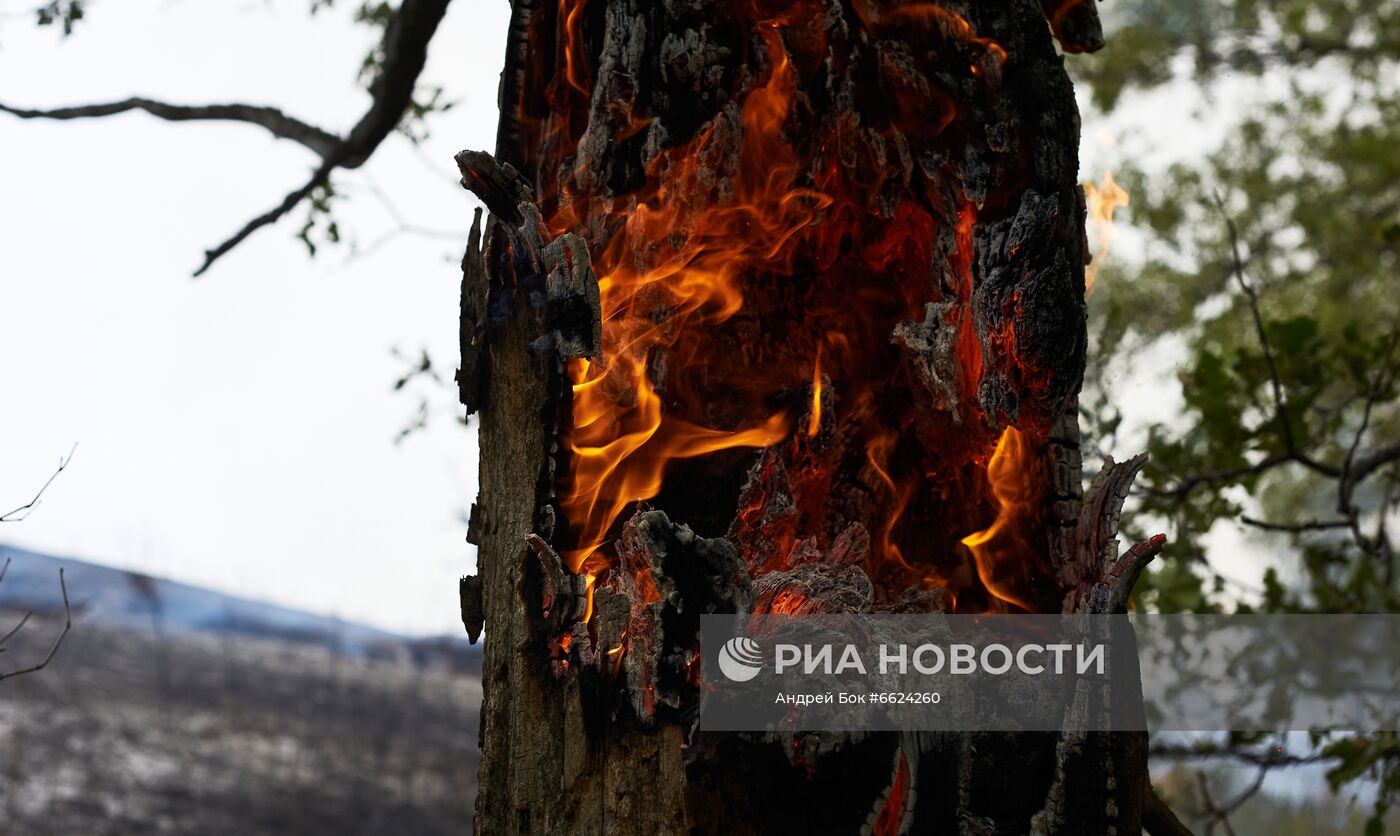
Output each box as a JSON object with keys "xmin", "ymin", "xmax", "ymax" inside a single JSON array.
[{"xmin": 462, "ymin": 1, "xmax": 1163, "ymax": 833}]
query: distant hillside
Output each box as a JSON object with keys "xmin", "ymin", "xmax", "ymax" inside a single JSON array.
[
  {"xmin": 0, "ymin": 544, "xmax": 480, "ymax": 834},
  {"xmin": 0, "ymin": 544, "xmax": 474, "ymax": 666}
]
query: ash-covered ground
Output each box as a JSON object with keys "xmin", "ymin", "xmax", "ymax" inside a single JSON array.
[{"xmin": 0, "ymin": 548, "xmax": 480, "ymax": 835}]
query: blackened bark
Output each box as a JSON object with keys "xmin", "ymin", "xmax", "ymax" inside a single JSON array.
[{"xmin": 459, "ymin": 1, "xmax": 1156, "ymax": 833}]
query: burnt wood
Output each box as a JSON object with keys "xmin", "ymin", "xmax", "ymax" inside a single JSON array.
[{"xmin": 459, "ymin": 1, "xmax": 1164, "ymax": 833}]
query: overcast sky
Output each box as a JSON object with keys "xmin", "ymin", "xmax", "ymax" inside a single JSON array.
[
  {"xmin": 0, "ymin": 1, "xmax": 1247, "ymax": 636},
  {"xmin": 1, "ymin": 0, "xmax": 509, "ymax": 635}
]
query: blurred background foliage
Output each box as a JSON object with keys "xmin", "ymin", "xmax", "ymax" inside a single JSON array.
[{"xmin": 1074, "ymin": 0, "xmax": 1399, "ymax": 829}]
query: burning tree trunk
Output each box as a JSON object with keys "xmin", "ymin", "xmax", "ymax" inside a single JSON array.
[{"xmin": 458, "ymin": 1, "xmax": 1162, "ymax": 832}]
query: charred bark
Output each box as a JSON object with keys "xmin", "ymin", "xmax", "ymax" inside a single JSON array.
[{"xmin": 459, "ymin": 1, "xmax": 1160, "ymax": 833}]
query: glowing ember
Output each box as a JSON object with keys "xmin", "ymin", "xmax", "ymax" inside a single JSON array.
[
  {"xmin": 806, "ymin": 346, "xmax": 823, "ymax": 438},
  {"xmin": 870, "ymin": 751, "xmax": 910, "ymax": 836}
]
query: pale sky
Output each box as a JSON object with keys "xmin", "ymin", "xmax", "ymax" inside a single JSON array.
[
  {"xmin": 0, "ymin": 1, "xmax": 1256, "ymax": 636},
  {"xmin": 1, "ymin": 0, "xmax": 510, "ymax": 635}
]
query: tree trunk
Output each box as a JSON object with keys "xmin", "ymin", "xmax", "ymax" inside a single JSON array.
[{"xmin": 458, "ymin": 1, "xmax": 1156, "ymax": 833}]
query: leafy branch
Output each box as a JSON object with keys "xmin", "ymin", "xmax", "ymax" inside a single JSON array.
[{"xmin": 1138, "ymin": 201, "xmax": 1398, "ymax": 582}]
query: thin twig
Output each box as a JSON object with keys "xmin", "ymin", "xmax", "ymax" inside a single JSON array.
[
  {"xmin": 364, "ymin": 179, "xmax": 463, "ymax": 241},
  {"xmin": 349, "ymin": 175, "xmax": 467, "ymax": 261},
  {"xmin": 193, "ymin": 161, "xmax": 335, "ymax": 277},
  {"xmin": 1195, "ymin": 763, "xmax": 1268, "ymax": 836},
  {"xmin": 1337, "ymin": 333, "xmax": 1399, "ymax": 556},
  {"xmin": 1214, "ymin": 191, "xmax": 1296, "ymax": 456},
  {"xmin": 1140, "ymin": 453, "xmax": 1289, "ymax": 500},
  {"xmin": 1, "ymin": 443, "xmax": 77, "ymax": 522},
  {"xmin": 0, "ymin": 568, "xmax": 72, "ymax": 681},
  {"xmin": 1239, "ymin": 516, "xmax": 1351, "ymax": 533},
  {"xmin": 0, "ymin": 611, "xmax": 33, "ymax": 649},
  {"xmin": 1380, "ymin": 480, "xmax": 1397, "ymax": 587},
  {"xmin": 1150, "ymin": 742, "xmax": 1327, "ymax": 768}
]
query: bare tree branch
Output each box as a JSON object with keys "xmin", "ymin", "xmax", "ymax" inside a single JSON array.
[
  {"xmin": 193, "ymin": 161, "xmax": 337, "ymax": 277},
  {"xmin": 1, "ymin": 0, "xmax": 455, "ymax": 277},
  {"xmin": 1139, "ymin": 453, "xmax": 1300, "ymax": 501},
  {"xmin": 1337, "ymin": 334, "xmax": 1400, "ymax": 557},
  {"xmin": 349, "ymin": 174, "xmax": 467, "ymax": 260},
  {"xmin": 1, "ymin": 443, "xmax": 77, "ymax": 523},
  {"xmin": 1149, "ymin": 742, "xmax": 1328, "ymax": 768},
  {"xmin": 1150, "ymin": 738, "xmax": 1335, "ymax": 835},
  {"xmin": 1239, "ymin": 516, "xmax": 1351, "ymax": 533},
  {"xmin": 1142, "ymin": 197, "xmax": 1338, "ymax": 502},
  {"xmin": 338, "ymin": 0, "xmax": 453, "ymax": 169},
  {"xmin": 1214, "ymin": 192, "xmax": 1299, "ymax": 458},
  {"xmin": 1143, "ymin": 204, "xmax": 1400, "ymax": 564},
  {"xmin": 1194, "ymin": 764, "xmax": 1268, "ymax": 836},
  {"xmin": 0, "ymin": 564, "xmax": 33, "ymax": 648},
  {"xmin": 1144, "ymin": 789, "xmax": 1197, "ymax": 836},
  {"xmin": 0, "ymin": 567, "xmax": 72, "ymax": 681},
  {"xmin": 0, "ymin": 99, "xmax": 342, "ymax": 160},
  {"xmin": 0, "ymin": 609, "xmax": 33, "ymax": 649},
  {"xmin": 1349, "ymin": 442, "xmax": 1400, "ymax": 484}
]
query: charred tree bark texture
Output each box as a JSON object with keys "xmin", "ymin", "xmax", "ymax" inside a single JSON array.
[{"xmin": 459, "ymin": 1, "xmax": 1159, "ymax": 833}]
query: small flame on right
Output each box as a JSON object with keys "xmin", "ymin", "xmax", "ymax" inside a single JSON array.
[{"xmin": 1083, "ymin": 170, "xmax": 1130, "ymax": 295}]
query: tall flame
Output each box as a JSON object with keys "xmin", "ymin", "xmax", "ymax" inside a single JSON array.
[
  {"xmin": 559, "ymin": 26, "xmax": 824, "ymax": 572},
  {"xmin": 559, "ymin": 0, "xmax": 589, "ymax": 94},
  {"xmin": 1083, "ymin": 170, "xmax": 1129, "ymax": 294},
  {"xmin": 961, "ymin": 427, "xmax": 1043, "ymax": 612}
]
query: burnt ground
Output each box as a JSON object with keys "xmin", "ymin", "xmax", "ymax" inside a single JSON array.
[{"xmin": 0, "ymin": 607, "xmax": 480, "ymax": 834}]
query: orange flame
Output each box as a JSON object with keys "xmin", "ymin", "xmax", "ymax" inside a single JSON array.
[
  {"xmin": 806, "ymin": 345, "xmax": 824, "ymax": 438},
  {"xmin": 559, "ymin": 26, "xmax": 824, "ymax": 572},
  {"xmin": 865, "ymin": 431, "xmax": 917, "ymax": 574},
  {"xmin": 542, "ymin": 2, "xmax": 1051, "ymax": 625},
  {"xmin": 559, "ymin": 0, "xmax": 589, "ymax": 95},
  {"xmin": 1083, "ymin": 170, "xmax": 1129, "ymax": 294},
  {"xmin": 880, "ymin": 3, "xmax": 1008, "ymax": 65},
  {"xmin": 953, "ymin": 201, "xmax": 983, "ymax": 395},
  {"xmin": 961, "ymin": 427, "xmax": 1042, "ymax": 612}
]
